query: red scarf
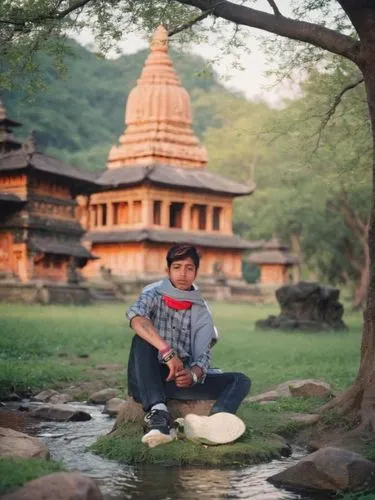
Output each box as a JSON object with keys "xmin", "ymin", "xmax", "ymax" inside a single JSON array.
[{"xmin": 162, "ymin": 295, "xmax": 193, "ymax": 310}]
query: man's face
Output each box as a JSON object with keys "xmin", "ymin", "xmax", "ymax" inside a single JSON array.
[{"xmin": 167, "ymin": 257, "xmax": 197, "ymax": 291}]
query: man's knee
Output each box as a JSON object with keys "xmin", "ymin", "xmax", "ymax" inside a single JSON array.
[{"xmin": 235, "ymin": 373, "xmax": 251, "ymax": 396}]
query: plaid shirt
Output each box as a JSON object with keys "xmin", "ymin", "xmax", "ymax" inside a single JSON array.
[{"xmin": 126, "ymin": 286, "xmax": 211, "ymax": 377}]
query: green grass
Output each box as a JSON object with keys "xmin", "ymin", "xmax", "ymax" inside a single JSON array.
[
  {"xmin": 0, "ymin": 458, "xmax": 65, "ymax": 495},
  {"xmin": 0, "ymin": 302, "xmax": 362, "ymax": 398}
]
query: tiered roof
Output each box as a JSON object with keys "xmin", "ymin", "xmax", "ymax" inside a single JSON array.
[
  {"xmin": 0, "ymin": 100, "xmax": 23, "ymax": 153},
  {"xmin": 248, "ymin": 237, "xmax": 299, "ymax": 265}
]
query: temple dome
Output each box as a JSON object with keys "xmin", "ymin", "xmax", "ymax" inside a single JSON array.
[{"xmin": 107, "ymin": 25, "xmax": 208, "ymax": 170}]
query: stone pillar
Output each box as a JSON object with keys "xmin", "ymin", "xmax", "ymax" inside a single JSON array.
[
  {"xmin": 182, "ymin": 203, "xmax": 191, "ymax": 231},
  {"xmin": 97, "ymin": 204, "xmax": 103, "ymax": 227},
  {"xmin": 162, "ymin": 200, "xmax": 170, "ymax": 228},
  {"xmin": 191, "ymin": 205, "xmax": 198, "ymax": 231},
  {"xmin": 142, "ymin": 199, "xmax": 152, "ymax": 227},
  {"xmin": 107, "ymin": 202, "xmax": 114, "ymax": 227},
  {"xmin": 223, "ymin": 206, "xmax": 232, "ymax": 234},
  {"xmin": 128, "ymin": 200, "xmax": 134, "ymax": 225}
]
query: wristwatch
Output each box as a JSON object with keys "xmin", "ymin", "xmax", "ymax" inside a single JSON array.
[{"xmin": 191, "ymin": 371, "xmax": 198, "ymax": 385}]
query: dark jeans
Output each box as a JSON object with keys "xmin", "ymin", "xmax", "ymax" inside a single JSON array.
[{"xmin": 127, "ymin": 335, "xmax": 251, "ymax": 414}]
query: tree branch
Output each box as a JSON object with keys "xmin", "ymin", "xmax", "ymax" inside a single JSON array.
[
  {"xmin": 176, "ymin": 0, "xmax": 361, "ymax": 63},
  {"xmin": 266, "ymin": 0, "xmax": 282, "ymax": 17},
  {"xmin": 168, "ymin": 5, "xmax": 221, "ymax": 37},
  {"xmin": 314, "ymin": 77, "xmax": 364, "ymax": 150}
]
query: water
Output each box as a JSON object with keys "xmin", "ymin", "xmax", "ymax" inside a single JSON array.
[{"xmin": 5, "ymin": 402, "xmax": 314, "ymax": 499}]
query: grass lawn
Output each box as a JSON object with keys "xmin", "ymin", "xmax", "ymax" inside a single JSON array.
[{"xmin": 0, "ymin": 301, "xmax": 362, "ymax": 399}]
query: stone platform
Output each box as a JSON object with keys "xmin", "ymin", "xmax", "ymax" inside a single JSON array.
[{"xmin": 0, "ymin": 281, "xmax": 91, "ymax": 305}]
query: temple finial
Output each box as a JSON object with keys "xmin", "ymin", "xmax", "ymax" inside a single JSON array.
[
  {"xmin": 150, "ymin": 25, "xmax": 168, "ymax": 52},
  {"xmin": 24, "ymin": 129, "xmax": 37, "ymax": 156}
]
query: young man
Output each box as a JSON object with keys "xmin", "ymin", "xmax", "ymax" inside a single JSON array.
[{"xmin": 126, "ymin": 244, "xmax": 251, "ymax": 448}]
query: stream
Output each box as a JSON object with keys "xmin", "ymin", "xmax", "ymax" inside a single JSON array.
[{"xmin": 5, "ymin": 402, "xmax": 323, "ymax": 499}]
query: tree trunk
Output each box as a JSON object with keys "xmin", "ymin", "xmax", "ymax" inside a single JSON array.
[
  {"xmin": 322, "ymin": 28, "xmax": 375, "ymax": 430},
  {"xmin": 352, "ymin": 244, "xmax": 370, "ymax": 310},
  {"xmin": 290, "ymin": 232, "xmax": 302, "ymax": 284}
]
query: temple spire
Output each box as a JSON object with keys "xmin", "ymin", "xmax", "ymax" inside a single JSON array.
[{"xmin": 106, "ymin": 25, "xmax": 208, "ymax": 170}]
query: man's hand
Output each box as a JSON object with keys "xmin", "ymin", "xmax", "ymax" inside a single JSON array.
[
  {"xmin": 166, "ymin": 356, "xmax": 184, "ymax": 382},
  {"xmin": 175, "ymin": 368, "xmax": 194, "ymax": 388}
]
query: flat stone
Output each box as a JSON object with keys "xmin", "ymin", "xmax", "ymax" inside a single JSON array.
[
  {"xmin": 268, "ymin": 446, "xmax": 375, "ymax": 492},
  {"xmin": 1, "ymin": 472, "xmax": 102, "ymax": 500},
  {"xmin": 33, "ymin": 389, "xmax": 59, "ymax": 402},
  {"xmin": 246, "ymin": 379, "xmax": 333, "ymax": 403},
  {"xmin": 31, "ymin": 405, "xmax": 91, "ymax": 422},
  {"xmin": 49, "ymin": 393, "xmax": 72, "ymax": 404},
  {"xmin": 0, "ymin": 427, "xmax": 49, "ymax": 459},
  {"xmin": 288, "ymin": 380, "xmax": 333, "ymax": 398},
  {"xmin": 246, "ymin": 390, "xmax": 280, "ymax": 403},
  {"xmin": 88, "ymin": 388, "xmax": 118, "ymax": 404},
  {"xmin": 104, "ymin": 398, "xmax": 126, "ymax": 417}
]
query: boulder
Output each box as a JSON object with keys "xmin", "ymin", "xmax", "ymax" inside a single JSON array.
[
  {"xmin": 30, "ymin": 405, "xmax": 91, "ymax": 422},
  {"xmin": 256, "ymin": 282, "xmax": 347, "ymax": 331},
  {"xmin": 104, "ymin": 398, "xmax": 126, "ymax": 417},
  {"xmin": 114, "ymin": 397, "xmax": 215, "ymax": 428},
  {"xmin": 268, "ymin": 447, "xmax": 375, "ymax": 492},
  {"xmin": 33, "ymin": 389, "xmax": 59, "ymax": 402},
  {"xmin": 246, "ymin": 379, "xmax": 333, "ymax": 403},
  {"xmin": 288, "ymin": 379, "xmax": 333, "ymax": 398},
  {"xmin": 49, "ymin": 393, "xmax": 72, "ymax": 405},
  {"xmin": 1, "ymin": 472, "xmax": 102, "ymax": 500},
  {"xmin": 0, "ymin": 427, "xmax": 49, "ymax": 459},
  {"xmin": 88, "ymin": 388, "xmax": 118, "ymax": 404}
]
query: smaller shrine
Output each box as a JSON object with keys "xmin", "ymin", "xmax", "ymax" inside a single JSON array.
[
  {"xmin": 0, "ymin": 101, "xmax": 98, "ymax": 303},
  {"xmin": 247, "ymin": 237, "xmax": 299, "ymax": 286}
]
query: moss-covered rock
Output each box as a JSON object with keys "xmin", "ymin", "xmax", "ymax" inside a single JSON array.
[{"xmin": 91, "ymin": 407, "xmax": 294, "ymax": 467}]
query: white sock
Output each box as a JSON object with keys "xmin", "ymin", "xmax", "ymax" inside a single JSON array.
[{"xmin": 151, "ymin": 403, "xmax": 168, "ymax": 412}]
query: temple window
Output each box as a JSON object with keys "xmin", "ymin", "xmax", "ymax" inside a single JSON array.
[
  {"xmin": 133, "ymin": 200, "xmax": 142, "ymax": 223},
  {"xmin": 118, "ymin": 202, "xmax": 129, "ymax": 224},
  {"xmin": 92, "ymin": 205, "xmax": 98, "ymax": 227},
  {"xmin": 212, "ymin": 206, "xmax": 222, "ymax": 231},
  {"xmin": 191, "ymin": 204, "xmax": 207, "ymax": 230},
  {"xmin": 169, "ymin": 202, "xmax": 184, "ymax": 228},
  {"xmin": 100, "ymin": 203, "xmax": 107, "ymax": 226},
  {"xmin": 113, "ymin": 202, "xmax": 119, "ymax": 225},
  {"xmin": 153, "ymin": 201, "xmax": 162, "ymax": 225}
]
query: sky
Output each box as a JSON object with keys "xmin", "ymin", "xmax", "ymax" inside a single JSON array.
[{"xmin": 75, "ymin": 0, "xmax": 302, "ymax": 106}]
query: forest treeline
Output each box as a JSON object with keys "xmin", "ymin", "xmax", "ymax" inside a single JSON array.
[{"xmin": 3, "ymin": 41, "xmax": 371, "ymax": 307}]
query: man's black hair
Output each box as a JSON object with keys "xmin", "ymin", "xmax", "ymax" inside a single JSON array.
[{"xmin": 166, "ymin": 244, "xmax": 200, "ymax": 269}]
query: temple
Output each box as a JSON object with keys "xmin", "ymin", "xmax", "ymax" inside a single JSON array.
[
  {"xmin": 0, "ymin": 101, "xmax": 97, "ymax": 296},
  {"xmin": 80, "ymin": 26, "xmax": 256, "ymax": 293},
  {"xmin": 247, "ymin": 237, "xmax": 300, "ymax": 286}
]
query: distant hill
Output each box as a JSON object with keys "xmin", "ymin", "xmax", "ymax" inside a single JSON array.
[{"xmin": 2, "ymin": 39, "xmax": 239, "ymax": 171}]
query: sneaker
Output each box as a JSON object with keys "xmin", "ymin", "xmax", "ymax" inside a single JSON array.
[
  {"xmin": 142, "ymin": 409, "xmax": 174, "ymax": 448},
  {"xmin": 183, "ymin": 412, "xmax": 246, "ymax": 445}
]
